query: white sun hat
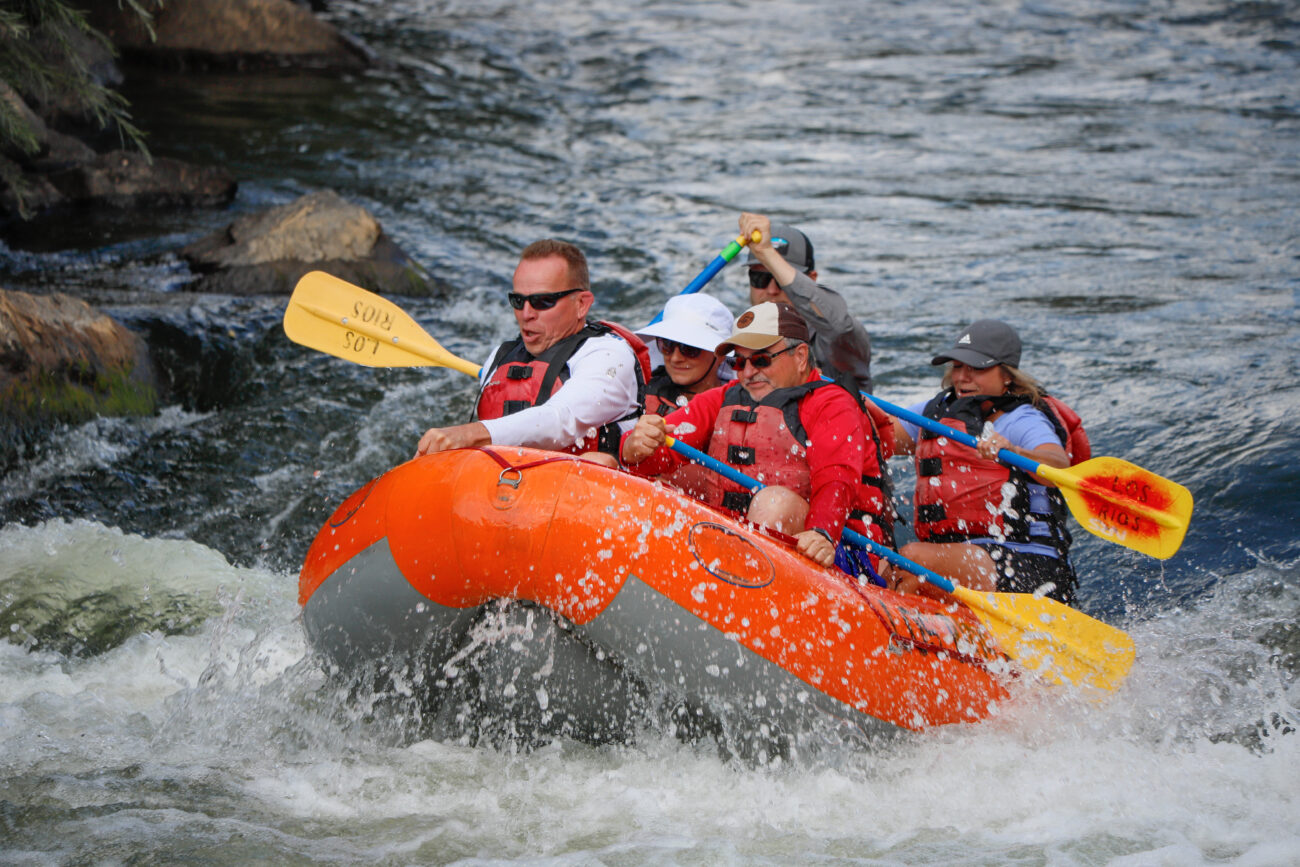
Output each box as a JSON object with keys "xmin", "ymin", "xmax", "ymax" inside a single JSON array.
[{"xmin": 637, "ymin": 294, "xmax": 735, "ymax": 351}]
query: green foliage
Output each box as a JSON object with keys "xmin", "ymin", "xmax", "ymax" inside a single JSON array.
[
  {"xmin": 2, "ymin": 365, "xmax": 158, "ymax": 423},
  {"xmin": 0, "ymin": 0, "xmax": 158, "ymax": 158}
]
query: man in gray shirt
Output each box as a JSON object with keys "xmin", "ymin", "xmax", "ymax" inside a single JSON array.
[{"xmin": 739, "ymin": 212, "xmax": 873, "ymax": 395}]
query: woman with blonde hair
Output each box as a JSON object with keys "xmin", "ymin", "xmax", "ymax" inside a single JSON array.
[{"xmin": 887, "ymin": 320, "xmax": 1087, "ymax": 604}]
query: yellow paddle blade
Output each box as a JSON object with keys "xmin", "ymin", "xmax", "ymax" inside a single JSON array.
[
  {"xmin": 283, "ymin": 271, "xmax": 482, "ymax": 377},
  {"xmin": 1037, "ymin": 456, "xmax": 1194, "ymax": 560},
  {"xmin": 953, "ymin": 585, "xmax": 1136, "ymax": 691}
]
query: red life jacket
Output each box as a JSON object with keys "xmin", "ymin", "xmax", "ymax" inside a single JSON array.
[
  {"xmin": 699, "ymin": 380, "xmax": 894, "ymax": 547},
  {"xmin": 912, "ymin": 390, "xmax": 1080, "ymax": 553},
  {"xmin": 1041, "ymin": 394, "xmax": 1090, "ymax": 464},
  {"xmin": 475, "ymin": 321, "xmax": 652, "ymax": 456}
]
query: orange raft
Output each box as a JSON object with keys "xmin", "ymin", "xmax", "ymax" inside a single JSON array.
[{"xmin": 299, "ymin": 447, "xmax": 1013, "ymax": 743}]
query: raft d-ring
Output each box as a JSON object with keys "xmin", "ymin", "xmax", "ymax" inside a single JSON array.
[{"xmin": 498, "ymin": 467, "xmax": 524, "ymax": 488}]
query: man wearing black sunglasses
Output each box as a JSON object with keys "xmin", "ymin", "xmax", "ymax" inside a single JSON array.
[
  {"xmin": 621, "ymin": 302, "xmax": 893, "ymax": 580},
  {"xmin": 416, "ymin": 239, "xmax": 648, "ymax": 459},
  {"xmin": 739, "ymin": 212, "xmax": 873, "ymax": 396}
]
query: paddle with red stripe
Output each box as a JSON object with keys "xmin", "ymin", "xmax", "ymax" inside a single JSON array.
[
  {"xmin": 860, "ymin": 392, "xmax": 1193, "ymax": 560},
  {"xmin": 662, "ymin": 435, "xmax": 1136, "ymax": 691}
]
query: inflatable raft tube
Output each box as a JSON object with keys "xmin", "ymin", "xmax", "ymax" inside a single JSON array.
[{"xmin": 299, "ymin": 447, "xmax": 1012, "ymax": 744}]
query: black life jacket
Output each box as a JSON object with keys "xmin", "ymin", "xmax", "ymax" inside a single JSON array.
[{"xmin": 641, "ymin": 368, "xmax": 693, "ymax": 417}]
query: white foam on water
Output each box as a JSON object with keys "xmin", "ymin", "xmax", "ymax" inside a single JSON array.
[{"xmin": 1, "ymin": 520, "xmax": 1295, "ymax": 864}]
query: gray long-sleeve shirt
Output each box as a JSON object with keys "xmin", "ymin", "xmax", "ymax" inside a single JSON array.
[{"xmin": 781, "ymin": 270, "xmax": 873, "ymax": 394}]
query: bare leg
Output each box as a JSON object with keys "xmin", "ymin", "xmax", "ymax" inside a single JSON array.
[
  {"xmin": 747, "ymin": 486, "xmax": 808, "ymax": 535},
  {"xmin": 578, "ymin": 451, "xmax": 619, "ymax": 468},
  {"xmin": 888, "ymin": 541, "xmax": 998, "ymax": 598}
]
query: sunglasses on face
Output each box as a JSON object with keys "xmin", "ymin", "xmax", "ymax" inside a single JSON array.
[
  {"xmin": 655, "ymin": 338, "xmax": 705, "ymax": 359},
  {"xmin": 724, "ymin": 344, "xmax": 797, "ymax": 372},
  {"xmin": 507, "ymin": 287, "xmax": 584, "ymax": 311},
  {"xmin": 747, "ymin": 269, "xmax": 776, "ymax": 290}
]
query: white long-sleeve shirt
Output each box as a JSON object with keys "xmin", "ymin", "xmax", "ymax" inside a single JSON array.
[{"xmin": 477, "ymin": 332, "xmax": 641, "ymax": 451}]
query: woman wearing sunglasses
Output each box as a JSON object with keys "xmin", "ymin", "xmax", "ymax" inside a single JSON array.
[
  {"xmin": 885, "ymin": 320, "xmax": 1089, "ymax": 604},
  {"xmin": 621, "ymin": 302, "xmax": 893, "ymax": 580},
  {"xmin": 635, "ymin": 293, "xmax": 735, "ymax": 416},
  {"xmin": 630, "ymin": 293, "xmax": 735, "ymax": 497}
]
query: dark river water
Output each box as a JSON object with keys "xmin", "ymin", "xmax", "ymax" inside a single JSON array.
[{"xmin": 1, "ymin": 0, "xmax": 1297, "ymax": 863}]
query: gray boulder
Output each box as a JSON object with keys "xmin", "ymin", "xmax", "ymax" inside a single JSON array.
[
  {"xmin": 0, "ymin": 82, "xmax": 97, "ymax": 219},
  {"xmin": 45, "ymin": 150, "xmax": 237, "ymax": 210},
  {"xmin": 0, "ymin": 82, "xmax": 52, "ymax": 162},
  {"xmin": 180, "ymin": 190, "xmax": 442, "ymax": 296},
  {"xmin": 0, "ymin": 85, "xmax": 236, "ymax": 222}
]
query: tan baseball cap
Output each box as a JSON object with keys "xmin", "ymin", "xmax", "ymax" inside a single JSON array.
[{"xmin": 715, "ymin": 302, "xmax": 810, "ymax": 354}]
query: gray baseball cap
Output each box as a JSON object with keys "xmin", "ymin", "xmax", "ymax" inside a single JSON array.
[
  {"xmin": 931, "ymin": 320, "xmax": 1022, "ymax": 369},
  {"xmin": 745, "ymin": 223, "xmax": 815, "ymax": 272}
]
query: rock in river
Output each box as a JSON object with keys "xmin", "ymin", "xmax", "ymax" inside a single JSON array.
[
  {"xmin": 0, "ymin": 288, "xmax": 158, "ymax": 466},
  {"xmin": 180, "ymin": 190, "xmax": 442, "ymax": 297}
]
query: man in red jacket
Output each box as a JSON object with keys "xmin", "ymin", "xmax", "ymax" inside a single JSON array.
[{"xmin": 622, "ymin": 302, "xmax": 891, "ymax": 574}]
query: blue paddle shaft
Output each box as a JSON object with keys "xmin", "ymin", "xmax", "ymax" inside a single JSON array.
[
  {"xmin": 665, "ymin": 437, "xmax": 958, "ymax": 594},
  {"xmin": 680, "ymin": 251, "xmax": 732, "ymax": 296},
  {"xmin": 828, "ymin": 380, "xmax": 1045, "ymax": 477},
  {"xmin": 646, "ymin": 234, "xmax": 752, "ymax": 326}
]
